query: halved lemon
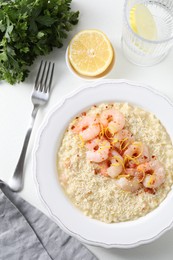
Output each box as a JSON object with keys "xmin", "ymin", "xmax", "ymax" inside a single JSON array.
[
  {"xmin": 130, "ymin": 4, "xmax": 157, "ymax": 41},
  {"xmin": 68, "ymin": 29, "xmax": 114, "ymax": 77}
]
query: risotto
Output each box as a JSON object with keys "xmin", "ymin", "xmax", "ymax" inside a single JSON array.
[{"xmin": 57, "ymin": 103, "xmax": 173, "ymax": 223}]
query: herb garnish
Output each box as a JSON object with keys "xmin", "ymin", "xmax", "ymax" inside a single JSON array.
[{"xmin": 0, "ymin": 0, "xmax": 79, "ymax": 84}]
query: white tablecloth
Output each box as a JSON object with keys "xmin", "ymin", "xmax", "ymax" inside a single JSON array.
[{"xmin": 0, "ymin": 0, "xmax": 173, "ymax": 259}]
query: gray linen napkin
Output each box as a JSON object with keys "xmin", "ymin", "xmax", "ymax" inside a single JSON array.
[{"xmin": 0, "ymin": 181, "xmax": 97, "ymax": 260}]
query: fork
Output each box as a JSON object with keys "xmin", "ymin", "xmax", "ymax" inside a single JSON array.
[{"xmin": 8, "ymin": 61, "xmax": 55, "ymax": 192}]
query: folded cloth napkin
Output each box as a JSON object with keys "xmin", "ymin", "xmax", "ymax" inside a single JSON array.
[{"xmin": 0, "ymin": 181, "xmax": 97, "ymax": 260}]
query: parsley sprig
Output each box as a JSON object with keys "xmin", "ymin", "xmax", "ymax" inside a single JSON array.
[{"xmin": 0, "ymin": 0, "xmax": 79, "ymax": 84}]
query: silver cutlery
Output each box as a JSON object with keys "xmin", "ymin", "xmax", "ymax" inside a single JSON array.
[{"xmin": 8, "ymin": 61, "xmax": 55, "ymax": 192}]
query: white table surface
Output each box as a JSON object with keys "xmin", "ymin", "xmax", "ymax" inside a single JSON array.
[{"xmin": 0, "ymin": 0, "xmax": 173, "ymax": 259}]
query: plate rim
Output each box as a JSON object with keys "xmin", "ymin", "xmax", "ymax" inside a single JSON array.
[{"xmin": 33, "ymin": 78, "xmax": 173, "ymax": 248}]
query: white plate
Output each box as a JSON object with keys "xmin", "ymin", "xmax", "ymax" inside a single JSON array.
[{"xmin": 33, "ymin": 79, "xmax": 173, "ymax": 248}]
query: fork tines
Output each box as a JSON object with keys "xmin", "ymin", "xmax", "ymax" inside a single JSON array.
[{"xmin": 35, "ymin": 61, "xmax": 55, "ymax": 93}]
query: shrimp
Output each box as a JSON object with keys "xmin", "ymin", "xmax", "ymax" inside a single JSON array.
[
  {"xmin": 100, "ymin": 109, "xmax": 125, "ymax": 134},
  {"xmin": 95, "ymin": 150, "xmax": 123, "ymax": 178},
  {"xmin": 107, "ymin": 150, "xmax": 124, "ymax": 178},
  {"xmin": 125, "ymin": 167, "xmax": 145, "ymax": 183},
  {"xmin": 111, "ymin": 129, "xmax": 135, "ymax": 151},
  {"xmin": 123, "ymin": 142, "xmax": 150, "ymax": 167},
  {"xmin": 137, "ymin": 160, "xmax": 166, "ymax": 189},
  {"xmin": 86, "ymin": 138, "xmax": 110, "ymax": 163},
  {"xmin": 115, "ymin": 177, "xmax": 141, "ymax": 192},
  {"xmin": 97, "ymin": 161, "xmax": 110, "ymax": 177},
  {"xmin": 72, "ymin": 115, "xmax": 100, "ymax": 141}
]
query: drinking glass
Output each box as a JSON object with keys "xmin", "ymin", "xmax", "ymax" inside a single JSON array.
[{"xmin": 122, "ymin": 0, "xmax": 173, "ymax": 66}]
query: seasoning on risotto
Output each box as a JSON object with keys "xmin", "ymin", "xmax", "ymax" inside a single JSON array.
[{"xmin": 57, "ymin": 103, "xmax": 173, "ymax": 223}]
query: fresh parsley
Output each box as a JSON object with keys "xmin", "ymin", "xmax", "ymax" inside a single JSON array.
[{"xmin": 0, "ymin": 0, "xmax": 79, "ymax": 84}]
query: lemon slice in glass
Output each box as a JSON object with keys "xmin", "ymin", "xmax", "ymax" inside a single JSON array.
[
  {"xmin": 130, "ymin": 4, "xmax": 157, "ymax": 41},
  {"xmin": 68, "ymin": 29, "xmax": 114, "ymax": 77}
]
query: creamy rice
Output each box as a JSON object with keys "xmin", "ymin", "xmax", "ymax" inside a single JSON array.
[{"xmin": 57, "ymin": 103, "xmax": 173, "ymax": 223}]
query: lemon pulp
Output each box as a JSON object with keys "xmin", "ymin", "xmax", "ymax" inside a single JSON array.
[
  {"xmin": 130, "ymin": 4, "xmax": 157, "ymax": 41},
  {"xmin": 68, "ymin": 29, "xmax": 114, "ymax": 77}
]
